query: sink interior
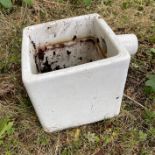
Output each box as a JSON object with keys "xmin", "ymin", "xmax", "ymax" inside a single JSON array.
[{"xmin": 34, "ymin": 36, "xmax": 107, "ymax": 73}]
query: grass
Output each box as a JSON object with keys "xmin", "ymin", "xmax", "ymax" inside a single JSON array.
[{"xmin": 0, "ymin": 0, "xmax": 155, "ymax": 154}]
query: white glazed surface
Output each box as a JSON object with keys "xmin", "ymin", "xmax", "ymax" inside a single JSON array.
[{"xmin": 22, "ymin": 13, "xmax": 137, "ymax": 132}]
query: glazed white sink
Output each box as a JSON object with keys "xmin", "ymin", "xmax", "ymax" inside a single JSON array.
[{"xmin": 22, "ymin": 13, "xmax": 138, "ymax": 132}]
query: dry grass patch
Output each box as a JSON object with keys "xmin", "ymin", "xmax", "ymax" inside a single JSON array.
[{"xmin": 0, "ymin": 0, "xmax": 155, "ymax": 154}]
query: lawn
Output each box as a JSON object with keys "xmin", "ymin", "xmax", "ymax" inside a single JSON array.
[{"xmin": 0, "ymin": 0, "xmax": 155, "ymax": 154}]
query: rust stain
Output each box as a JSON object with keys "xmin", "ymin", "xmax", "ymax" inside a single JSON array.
[
  {"xmin": 33, "ymin": 36, "xmax": 107, "ymax": 73},
  {"xmin": 72, "ymin": 35, "xmax": 77, "ymax": 41}
]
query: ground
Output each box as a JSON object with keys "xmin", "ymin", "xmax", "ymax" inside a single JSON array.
[{"xmin": 0, "ymin": 0, "xmax": 155, "ymax": 155}]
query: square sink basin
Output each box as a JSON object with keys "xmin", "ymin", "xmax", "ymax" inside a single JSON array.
[{"xmin": 22, "ymin": 13, "xmax": 138, "ymax": 132}]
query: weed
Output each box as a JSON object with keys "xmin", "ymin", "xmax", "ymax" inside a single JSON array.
[
  {"xmin": 0, "ymin": 0, "xmax": 33, "ymax": 8},
  {"xmin": 0, "ymin": 0, "xmax": 12, "ymax": 9},
  {"xmin": 83, "ymin": 0, "xmax": 92, "ymax": 5},
  {"xmin": 149, "ymin": 36, "xmax": 155, "ymax": 44},
  {"xmin": 0, "ymin": 118, "xmax": 14, "ymax": 145},
  {"xmin": 143, "ymin": 110, "xmax": 155, "ymax": 125},
  {"xmin": 150, "ymin": 48, "xmax": 155, "ymax": 55},
  {"xmin": 23, "ymin": 0, "xmax": 33, "ymax": 6},
  {"xmin": 84, "ymin": 132, "xmax": 100, "ymax": 144},
  {"xmin": 122, "ymin": 1, "xmax": 132, "ymax": 9},
  {"xmin": 139, "ymin": 130, "xmax": 147, "ymax": 141},
  {"xmin": 145, "ymin": 74, "xmax": 155, "ymax": 97}
]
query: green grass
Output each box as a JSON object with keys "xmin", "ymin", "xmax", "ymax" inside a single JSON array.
[{"xmin": 0, "ymin": 0, "xmax": 155, "ymax": 154}]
